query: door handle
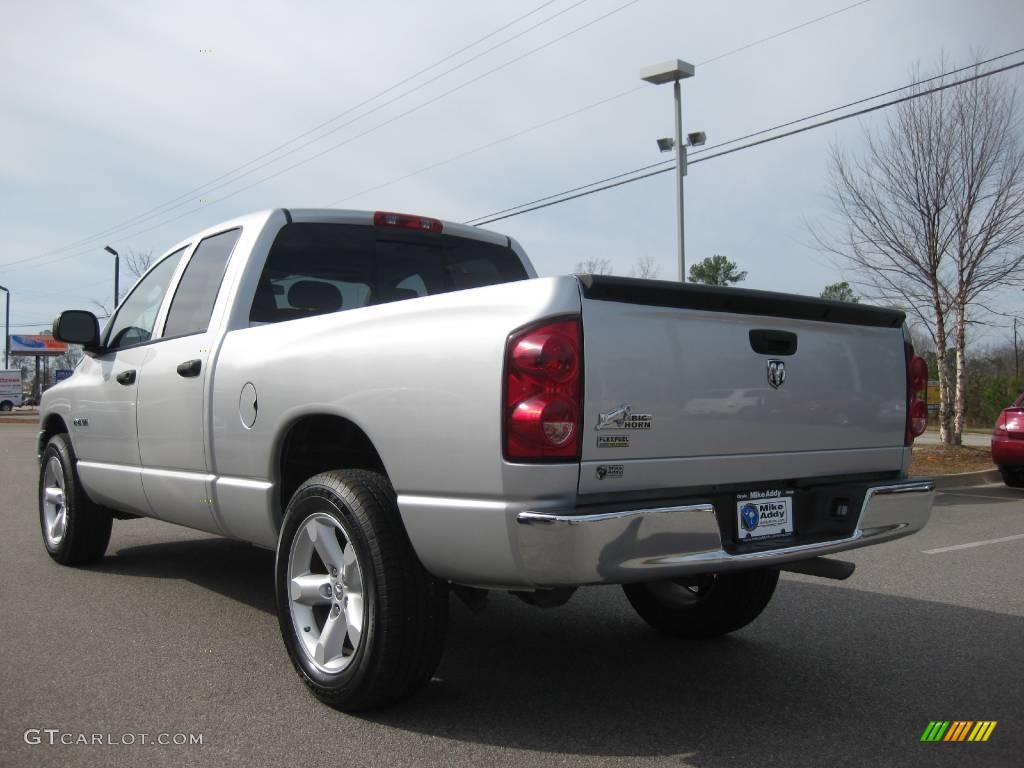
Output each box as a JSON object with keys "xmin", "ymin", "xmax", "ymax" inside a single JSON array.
[
  {"xmin": 116, "ymin": 370, "xmax": 136, "ymax": 386},
  {"xmin": 176, "ymin": 359, "xmax": 202, "ymax": 378}
]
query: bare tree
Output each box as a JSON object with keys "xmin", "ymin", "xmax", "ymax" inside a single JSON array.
[
  {"xmin": 88, "ymin": 249, "xmax": 154, "ymax": 317},
  {"xmin": 573, "ymin": 257, "xmax": 613, "ymax": 275},
  {"xmin": 947, "ymin": 74, "xmax": 1024, "ymax": 441},
  {"xmin": 816, "ymin": 58, "xmax": 1024, "ymax": 445},
  {"xmin": 124, "ymin": 249, "xmax": 155, "ymax": 279},
  {"xmin": 630, "ymin": 256, "xmax": 661, "ymax": 279}
]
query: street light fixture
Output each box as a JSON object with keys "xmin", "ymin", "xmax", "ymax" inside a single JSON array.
[
  {"xmin": 104, "ymin": 245, "xmax": 120, "ymax": 306},
  {"xmin": 0, "ymin": 284, "xmax": 9, "ymax": 369},
  {"xmin": 641, "ymin": 58, "xmax": 701, "ymax": 282}
]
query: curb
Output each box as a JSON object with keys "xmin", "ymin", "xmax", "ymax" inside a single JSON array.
[{"xmin": 931, "ymin": 469, "xmax": 1001, "ymax": 490}]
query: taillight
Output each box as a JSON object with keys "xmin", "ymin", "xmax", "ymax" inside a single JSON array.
[
  {"xmin": 905, "ymin": 342, "xmax": 928, "ymax": 444},
  {"xmin": 373, "ymin": 210, "xmax": 442, "ymax": 233},
  {"xmin": 994, "ymin": 412, "xmax": 1008, "ymax": 437},
  {"xmin": 504, "ymin": 318, "xmax": 582, "ymax": 461}
]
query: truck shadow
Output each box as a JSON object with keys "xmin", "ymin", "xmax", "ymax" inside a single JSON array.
[
  {"xmin": 372, "ymin": 584, "xmax": 1024, "ymax": 765},
  {"xmin": 90, "ymin": 537, "xmax": 1023, "ymax": 764},
  {"xmin": 91, "ymin": 536, "xmax": 277, "ymax": 614}
]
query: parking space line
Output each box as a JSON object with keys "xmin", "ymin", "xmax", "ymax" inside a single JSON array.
[
  {"xmin": 938, "ymin": 489, "xmax": 1012, "ymax": 501},
  {"xmin": 923, "ymin": 533, "xmax": 1024, "ymax": 555}
]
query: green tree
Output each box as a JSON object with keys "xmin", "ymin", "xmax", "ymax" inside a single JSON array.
[
  {"xmin": 820, "ymin": 281, "xmax": 860, "ymax": 303},
  {"xmin": 688, "ymin": 255, "xmax": 747, "ymax": 286}
]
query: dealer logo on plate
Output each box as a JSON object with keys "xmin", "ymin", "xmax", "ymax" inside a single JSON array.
[{"xmin": 740, "ymin": 503, "xmax": 760, "ymax": 532}]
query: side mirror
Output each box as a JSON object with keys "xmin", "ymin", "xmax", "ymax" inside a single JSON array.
[{"xmin": 53, "ymin": 310, "xmax": 101, "ymax": 350}]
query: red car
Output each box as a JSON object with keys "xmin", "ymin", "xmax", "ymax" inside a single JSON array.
[{"xmin": 992, "ymin": 392, "xmax": 1024, "ymax": 487}]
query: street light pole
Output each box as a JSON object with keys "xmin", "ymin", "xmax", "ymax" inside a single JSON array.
[
  {"xmin": 641, "ymin": 59, "xmax": 696, "ymax": 283},
  {"xmin": 673, "ymin": 78, "xmax": 686, "ymax": 283},
  {"xmin": 104, "ymin": 246, "xmax": 120, "ymax": 306},
  {"xmin": 0, "ymin": 285, "xmax": 8, "ymax": 369}
]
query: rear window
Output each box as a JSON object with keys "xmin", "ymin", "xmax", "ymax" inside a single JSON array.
[{"xmin": 249, "ymin": 223, "xmax": 528, "ymax": 324}]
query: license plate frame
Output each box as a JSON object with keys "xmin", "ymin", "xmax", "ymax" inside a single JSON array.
[{"xmin": 736, "ymin": 490, "xmax": 795, "ymax": 541}]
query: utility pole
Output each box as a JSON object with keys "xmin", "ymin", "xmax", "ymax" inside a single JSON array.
[{"xmin": 0, "ymin": 285, "xmax": 8, "ymax": 369}]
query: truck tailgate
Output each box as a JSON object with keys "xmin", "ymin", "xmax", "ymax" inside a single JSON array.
[{"xmin": 577, "ymin": 276, "xmax": 908, "ymax": 495}]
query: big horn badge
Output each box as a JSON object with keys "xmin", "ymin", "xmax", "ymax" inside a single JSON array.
[{"xmin": 767, "ymin": 359, "xmax": 786, "ymax": 390}]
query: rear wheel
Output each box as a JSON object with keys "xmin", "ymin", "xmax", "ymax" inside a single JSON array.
[
  {"xmin": 0, "ymin": 400, "xmax": 13, "ymax": 411},
  {"xmin": 38, "ymin": 433, "xmax": 113, "ymax": 565},
  {"xmin": 999, "ymin": 466, "xmax": 1024, "ymax": 488},
  {"xmin": 622, "ymin": 568, "xmax": 779, "ymax": 638},
  {"xmin": 275, "ymin": 469, "xmax": 448, "ymax": 711}
]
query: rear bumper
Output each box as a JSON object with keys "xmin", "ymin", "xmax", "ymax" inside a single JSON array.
[
  {"xmin": 514, "ymin": 479, "xmax": 934, "ymax": 586},
  {"xmin": 992, "ymin": 436, "xmax": 1024, "ymax": 466}
]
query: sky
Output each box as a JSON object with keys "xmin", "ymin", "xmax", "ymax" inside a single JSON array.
[{"xmin": 2, "ymin": 0, "xmax": 1022, "ymax": 347}]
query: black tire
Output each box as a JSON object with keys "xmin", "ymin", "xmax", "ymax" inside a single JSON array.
[
  {"xmin": 38, "ymin": 433, "xmax": 113, "ymax": 565},
  {"xmin": 275, "ymin": 469, "xmax": 448, "ymax": 711},
  {"xmin": 1000, "ymin": 466, "xmax": 1024, "ymax": 488},
  {"xmin": 623, "ymin": 568, "xmax": 779, "ymax": 638},
  {"xmin": 0, "ymin": 400, "xmax": 13, "ymax": 411}
]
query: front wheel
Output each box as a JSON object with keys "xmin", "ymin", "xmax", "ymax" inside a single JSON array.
[
  {"xmin": 275, "ymin": 469, "xmax": 448, "ymax": 711},
  {"xmin": 622, "ymin": 568, "xmax": 779, "ymax": 638},
  {"xmin": 1000, "ymin": 466, "xmax": 1024, "ymax": 488},
  {"xmin": 38, "ymin": 433, "xmax": 112, "ymax": 564},
  {"xmin": 0, "ymin": 400, "xmax": 13, "ymax": 412}
]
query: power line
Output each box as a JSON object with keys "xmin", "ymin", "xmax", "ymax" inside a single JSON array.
[
  {"xmin": 465, "ymin": 56, "xmax": 1024, "ymax": 226},
  {"xmin": 699, "ymin": 0, "xmax": 873, "ymax": 66},
  {"xmin": 10, "ymin": 0, "xmax": 571, "ymax": 264},
  {"xmin": 465, "ymin": 47, "xmax": 1024, "ymax": 223},
  {"xmin": 5, "ymin": 0, "xmax": 614, "ymax": 272},
  {"xmin": 8, "ymin": 0, "xmax": 874, "ymax": 273},
  {"xmin": 4, "ymin": 0, "xmax": 641, "ymax": 275},
  {"xmin": 326, "ymin": 0, "xmax": 882, "ymax": 207},
  {"xmin": 325, "ymin": 86, "xmax": 644, "ymax": 206}
]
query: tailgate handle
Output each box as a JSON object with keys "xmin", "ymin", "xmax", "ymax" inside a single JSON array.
[{"xmin": 749, "ymin": 329, "xmax": 798, "ymax": 356}]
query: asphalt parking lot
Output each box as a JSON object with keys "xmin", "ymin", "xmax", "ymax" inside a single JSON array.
[{"xmin": 1, "ymin": 421, "xmax": 1021, "ymax": 768}]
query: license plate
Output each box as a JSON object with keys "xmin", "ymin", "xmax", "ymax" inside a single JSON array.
[{"xmin": 736, "ymin": 490, "xmax": 794, "ymax": 541}]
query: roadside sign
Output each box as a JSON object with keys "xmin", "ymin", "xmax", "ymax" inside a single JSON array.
[
  {"xmin": 9, "ymin": 334, "xmax": 67, "ymax": 356},
  {"xmin": 55, "ymin": 369, "xmax": 73, "ymax": 382}
]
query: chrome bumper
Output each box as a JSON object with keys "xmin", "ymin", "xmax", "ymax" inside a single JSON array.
[{"xmin": 514, "ymin": 480, "xmax": 934, "ymax": 586}]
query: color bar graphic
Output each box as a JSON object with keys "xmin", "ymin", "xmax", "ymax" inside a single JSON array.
[{"xmin": 921, "ymin": 721, "xmax": 996, "ymax": 742}]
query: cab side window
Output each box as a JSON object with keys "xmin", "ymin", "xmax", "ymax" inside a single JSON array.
[
  {"xmin": 104, "ymin": 249, "xmax": 186, "ymax": 350},
  {"xmin": 163, "ymin": 228, "xmax": 241, "ymax": 338}
]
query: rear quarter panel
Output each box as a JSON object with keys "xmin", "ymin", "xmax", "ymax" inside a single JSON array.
[{"xmin": 209, "ymin": 276, "xmax": 582, "ymax": 577}]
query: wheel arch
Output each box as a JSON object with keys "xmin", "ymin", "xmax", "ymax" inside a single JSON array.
[
  {"xmin": 274, "ymin": 413, "xmax": 390, "ymax": 521},
  {"xmin": 38, "ymin": 413, "xmax": 70, "ymax": 460}
]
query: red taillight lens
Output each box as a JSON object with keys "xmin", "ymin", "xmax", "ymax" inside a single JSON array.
[
  {"xmin": 909, "ymin": 398, "xmax": 928, "ymax": 437},
  {"xmin": 909, "ymin": 356, "xmax": 928, "ymax": 395},
  {"xmin": 373, "ymin": 210, "xmax": 443, "ymax": 233},
  {"xmin": 504, "ymin": 318, "xmax": 582, "ymax": 461},
  {"xmin": 905, "ymin": 343, "xmax": 929, "ymax": 444}
]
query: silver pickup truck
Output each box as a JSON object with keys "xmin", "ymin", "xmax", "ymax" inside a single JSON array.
[{"xmin": 39, "ymin": 208, "xmax": 934, "ymax": 710}]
